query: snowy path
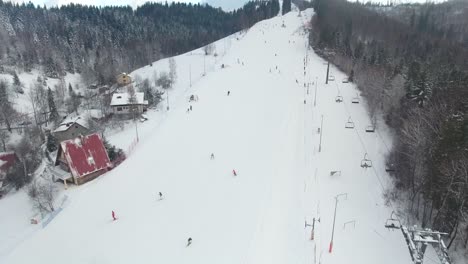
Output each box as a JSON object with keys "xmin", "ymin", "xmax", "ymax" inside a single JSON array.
[{"xmin": 3, "ymin": 9, "xmax": 411, "ymax": 264}]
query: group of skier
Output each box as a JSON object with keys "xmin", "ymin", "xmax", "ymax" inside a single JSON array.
[{"xmin": 111, "ymin": 152, "xmax": 238, "ymax": 248}]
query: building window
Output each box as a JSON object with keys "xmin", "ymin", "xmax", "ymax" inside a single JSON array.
[{"xmin": 117, "ymin": 107, "xmax": 122, "ymax": 111}]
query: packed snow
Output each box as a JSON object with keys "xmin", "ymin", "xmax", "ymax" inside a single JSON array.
[{"xmin": 1, "ymin": 7, "xmax": 414, "ymax": 264}]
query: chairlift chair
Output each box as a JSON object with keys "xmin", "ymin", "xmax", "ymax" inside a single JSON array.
[
  {"xmin": 328, "ymin": 75, "xmax": 335, "ymax": 82},
  {"xmin": 351, "ymin": 96, "xmax": 360, "ymax": 104},
  {"xmin": 384, "ymin": 211, "xmax": 401, "ymax": 229},
  {"xmin": 342, "ymin": 78, "xmax": 349, "ymax": 83},
  {"xmin": 335, "ymin": 95, "xmax": 343, "ymax": 103},
  {"xmin": 345, "ymin": 117, "xmax": 355, "ymax": 129},
  {"xmin": 385, "ymin": 163, "xmax": 396, "ymax": 172},
  {"xmin": 330, "ymin": 171, "xmax": 341, "ymax": 177},
  {"xmin": 360, "ymin": 153, "xmax": 373, "ymax": 168},
  {"xmin": 365, "ymin": 125, "xmax": 375, "ymax": 133}
]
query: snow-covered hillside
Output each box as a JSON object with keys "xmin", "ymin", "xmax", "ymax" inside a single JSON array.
[
  {"xmin": 0, "ymin": 69, "xmax": 83, "ymax": 114},
  {"xmin": 2, "ymin": 8, "xmax": 413, "ymax": 264},
  {"xmin": 202, "ymin": 0, "xmax": 250, "ymax": 11}
]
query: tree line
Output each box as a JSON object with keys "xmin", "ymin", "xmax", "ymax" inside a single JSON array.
[
  {"xmin": 0, "ymin": 0, "xmax": 280, "ymax": 85},
  {"xmin": 310, "ymin": 0, "xmax": 468, "ymax": 253}
]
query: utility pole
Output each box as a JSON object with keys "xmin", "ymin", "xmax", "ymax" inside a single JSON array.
[
  {"xmin": 329, "ymin": 193, "xmax": 347, "ymax": 253},
  {"xmin": 326, "ymin": 62, "xmax": 330, "ymax": 84},
  {"xmin": 314, "ymin": 76, "xmax": 318, "ymax": 107},
  {"xmin": 311, "ymin": 217, "xmax": 320, "ymax": 240},
  {"xmin": 319, "ymin": 115, "xmax": 323, "ymax": 152},
  {"xmin": 203, "ymin": 55, "xmax": 206, "ymax": 76},
  {"xmin": 166, "ymin": 91, "xmax": 170, "ymax": 111},
  {"xmin": 135, "ymin": 117, "xmax": 139, "ymax": 142}
]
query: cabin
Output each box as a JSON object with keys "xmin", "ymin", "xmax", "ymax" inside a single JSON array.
[
  {"xmin": 55, "ymin": 133, "xmax": 112, "ymax": 185},
  {"xmin": 53, "ymin": 116, "xmax": 90, "ymax": 143},
  {"xmin": 110, "ymin": 92, "xmax": 148, "ymax": 116},
  {"xmin": 116, "ymin": 73, "xmax": 132, "ymax": 86}
]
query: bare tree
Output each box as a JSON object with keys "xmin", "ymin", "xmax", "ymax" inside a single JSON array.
[
  {"xmin": 0, "ymin": 80, "xmax": 14, "ymax": 132},
  {"xmin": 203, "ymin": 43, "xmax": 215, "ymax": 55},
  {"xmin": 27, "ymin": 177, "xmax": 58, "ymax": 214},
  {"xmin": 0, "ymin": 129, "xmax": 9, "ymax": 151},
  {"xmin": 127, "ymin": 85, "xmax": 138, "ymax": 120},
  {"xmin": 169, "ymin": 58, "xmax": 177, "ymax": 87},
  {"xmin": 156, "ymin": 72, "xmax": 172, "ymax": 90}
]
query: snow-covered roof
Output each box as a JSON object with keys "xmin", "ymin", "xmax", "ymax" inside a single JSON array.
[
  {"xmin": 49, "ymin": 166, "xmax": 72, "ymax": 181},
  {"xmin": 110, "ymin": 92, "xmax": 147, "ymax": 106},
  {"xmin": 53, "ymin": 116, "xmax": 88, "ymax": 133}
]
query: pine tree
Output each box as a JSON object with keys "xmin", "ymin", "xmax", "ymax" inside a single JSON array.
[
  {"xmin": 282, "ymin": 0, "xmax": 292, "ymax": 15},
  {"xmin": 0, "ymin": 80, "xmax": 12, "ymax": 132},
  {"xmin": 13, "ymin": 72, "xmax": 21, "ymax": 87},
  {"xmin": 47, "ymin": 87, "xmax": 59, "ymax": 122},
  {"xmin": 68, "ymin": 83, "xmax": 73, "ymax": 97},
  {"xmin": 103, "ymin": 136, "xmax": 118, "ymax": 162},
  {"xmin": 46, "ymin": 133, "xmax": 58, "ymax": 152}
]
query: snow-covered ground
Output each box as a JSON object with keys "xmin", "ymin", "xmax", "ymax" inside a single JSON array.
[
  {"xmin": 0, "ymin": 69, "xmax": 83, "ymax": 114},
  {"xmin": 1, "ymin": 8, "xmax": 413, "ymax": 264}
]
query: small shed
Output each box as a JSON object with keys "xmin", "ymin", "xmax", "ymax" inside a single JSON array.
[
  {"xmin": 116, "ymin": 73, "xmax": 132, "ymax": 86},
  {"xmin": 55, "ymin": 133, "xmax": 112, "ymax": 185}
]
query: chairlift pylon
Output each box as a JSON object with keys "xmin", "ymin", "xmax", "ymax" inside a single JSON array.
[
  {"xmin": 360, "ymin": 153, "xmax": 372, "ymax": 168},
  {"xmin": 345, "ymin": 117, "xmax": 355, "ymax": 129}
]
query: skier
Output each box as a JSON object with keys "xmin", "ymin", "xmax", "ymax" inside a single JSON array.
[
  {"xmin": 232, "ymin": 169, "xmax": 237, "ymax": 176},
  {"xmin": 227, "ymin": 91, "xmax": 230, "ymax": 96},
  {"xmin": 158, "ymin": 192, "xmax": 163, "ymax": 200},
  {"xmin": 187, "ymin": 237, "xmax": 193, "ymax": 247},
  {"xmin": 190, "ymin": 105, "xmax": 192, "ymax": 111},
  {"xmin": 210, "ymin": 153, "xmax": 215, "ymax": 160},
  {"xmin": 112, "ymin": 210, "xmax": 117, "ymax": 221}
]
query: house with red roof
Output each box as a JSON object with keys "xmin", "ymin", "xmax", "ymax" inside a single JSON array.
[
  {"xmin": 55, "ymin": 133, "xmax": 112, "ymax": 185},
  {"xmin": 0, "ymin": 152, "xmax": 18, "ymax": 196}
]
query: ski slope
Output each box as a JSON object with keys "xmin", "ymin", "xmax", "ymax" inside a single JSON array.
[{"xmin": 3, "ymin": 8, "xmax": 412, "ymax": 264}]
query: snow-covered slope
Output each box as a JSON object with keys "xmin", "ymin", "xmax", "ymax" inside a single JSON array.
[
  {"xmin": 202, "ymin": 0, "xmax": 250, "ymax": 11},
  {"xmin": 2, "ymin": 8, "xmax": 412, "ymax": 264}
]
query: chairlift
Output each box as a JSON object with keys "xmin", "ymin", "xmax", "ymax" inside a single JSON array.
[
  {"xmin": 360, "ymin": 153, "xmax": 373, "ymax": 168},
  {"xmin": 385, "ymin": 211, "xmax": 401, "ymax": 229},
  {"xmin": 328, "ymin": 75, "xmax": 335, "ymax": 82},
  {"xmin": 345, "ymin": 117, "xmax": 355, "ymax": 129},
  {"xmin": 351, "ymin": 96, "xmax": 360, "ymax": 104},
  {"xmin": 335, "ymin": 95, "xmax": 343, "ymax": 103},
  {"xmin": 385, "ymin": 163, "xmax": 396, "ymax": 172},
  {"xmin": 342, "ymin": 78, "xmax": 349, "ymax": 83},
  {"xmin": 365, "ymin": 125, "xmax": 375, "ymax": 133}
]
